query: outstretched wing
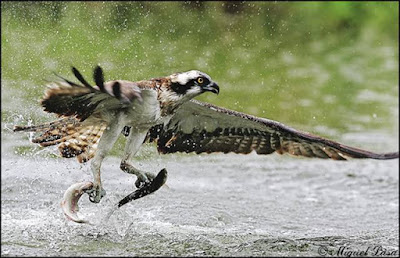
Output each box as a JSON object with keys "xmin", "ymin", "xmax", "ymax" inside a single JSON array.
[
  {"xmin": 41, "ymin": 66, "xmax": 142, "ymax": 121},
  {"xmin": 146, "ymin": 100, "xmax": 398, "ymax": 160}
]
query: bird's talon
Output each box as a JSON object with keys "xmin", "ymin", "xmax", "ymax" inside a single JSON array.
[
  {"xmin": 88, "ymin": 191, "xmax": 99, "ymax": 203},
  {"xmin": 85, "ymin": 187, "xmax": 106, "ymax": 203},
  {"xmin": 89, "ymin": 195, "xmax": 95, "ymax": 203},
  {"xmin": 118, "ymin": 168, "xmax": 168, "ymax": 208},
  {"xmin": 134, "ymin": 179, "xmax": 144, "ymax": 189},
  {"xmin": 145, "ymin": 172, "xmax": 156, "ymax": 181},
  {"xmin": 134, "ymin": 172, "xmax": 156, "ymax": 189},
  {"xmin": 101, "ymin": 188, "xmax": 107, "ymax": 198}
]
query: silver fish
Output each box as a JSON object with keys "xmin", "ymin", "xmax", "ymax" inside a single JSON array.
[{"xmin": 61, "ymin": 181, "xmax": 93, "ymax": 223}]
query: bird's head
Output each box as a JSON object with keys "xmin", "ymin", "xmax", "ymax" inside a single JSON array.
[
  {"xmin": 158, "ymin": 70, "xmax": 219, "ymax": 114},
  {"xmin": 169, "ymin": 70, "xmax": 219, "ymax": 97}
]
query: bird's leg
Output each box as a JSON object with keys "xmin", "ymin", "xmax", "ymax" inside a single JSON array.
[
  {"xmin": 61, "ymin": 117, "xmax": 126, "ymax": 223},
  {"xmin": 117, "ymin": 130, "xmax": 167, "ymax": 207},
  {"xmin": 120, "ymin": 130, "xmax": 156, "ymax": 188},
  {"xmin": 85, "ymin": 118, "xmax": 125, "ymax": 203},
  {"xmin": 117, "ymin": 168, "xmax": 167, "ymax": 208},
  {"xmin": 120, "ymin": 161, "xmax": 156, "ymax": 188}
]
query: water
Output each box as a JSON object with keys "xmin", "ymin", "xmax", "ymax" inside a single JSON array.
[{"xmin": 1, "ymin": 130, "xmax": 398, "ymax": 256}]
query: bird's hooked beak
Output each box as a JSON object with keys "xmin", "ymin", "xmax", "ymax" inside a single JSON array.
[{"xmin": 202, "ymin": 82, "xmax": 220, "ymax": 95}]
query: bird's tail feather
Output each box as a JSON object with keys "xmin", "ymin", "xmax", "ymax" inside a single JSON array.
[
  {"xmin": 58, "ymin": 123, "xmax": 107, "ymax": 163},
  {"xmin": 14, "ymin": 117, "xmax": 106, "ymax": 163}
]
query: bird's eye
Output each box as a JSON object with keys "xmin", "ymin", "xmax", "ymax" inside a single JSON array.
[{"xmin": 197, "ymin": 77, "xmax": 204, "ymax": 84}]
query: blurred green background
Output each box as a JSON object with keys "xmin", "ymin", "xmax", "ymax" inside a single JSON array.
[{"xmin": 1, "ymin": 1, "xmax": 399, "ymax": 155}]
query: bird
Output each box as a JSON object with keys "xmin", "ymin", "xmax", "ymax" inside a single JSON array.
[{"xmin": 13, "ymin": 66, "xmax": 399, "ymax": 223}]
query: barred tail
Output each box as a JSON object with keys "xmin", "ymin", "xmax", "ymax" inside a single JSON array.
[
  {"xmin": 58, "ymin": 123, "xmax": 107, "ymax": 163},
  {"xmin": 13, "ymin": 118, "xmax": 107, "ymax": 163}
]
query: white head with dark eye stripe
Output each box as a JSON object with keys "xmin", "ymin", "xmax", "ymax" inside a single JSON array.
[{"xmin": 169, "ymin": 70, "xmax": 219, "ymax": 99}]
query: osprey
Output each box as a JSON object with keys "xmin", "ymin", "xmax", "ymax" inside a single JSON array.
[{"xmin": 14, "ymin": 66, "xmax": 399, "ymax": 223}]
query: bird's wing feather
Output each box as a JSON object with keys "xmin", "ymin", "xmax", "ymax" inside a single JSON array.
[
  {"xmin": 42, "ymin": 67, "xmax": 143, "ymax": 121},
  {"xmin": 147, "ymin": 100, "xmax": 398, "ymax": 160}
]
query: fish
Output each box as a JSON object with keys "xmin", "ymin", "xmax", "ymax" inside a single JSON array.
[
  {"xmin": 118, "ymin": 168, "xmax": 168, "ymax": 208},
  {"xmin": 61, "ymin": 169, "xmax": 167, "ymax": 223},
  {"xmin": 61, "ymin": 181, "xmax": 93, "ymax": 223}
]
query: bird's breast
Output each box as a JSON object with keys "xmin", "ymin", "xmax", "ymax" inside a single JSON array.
[{"xmin": 123, "ymin": 90, "xmax": 162, "ymax": 129}]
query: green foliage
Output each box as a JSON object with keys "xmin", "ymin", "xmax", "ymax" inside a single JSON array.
[
  {"xmin": 2, "ymin": 2, "xmax": 397, "ymax": 39},
  {"xmin": 2, "ymin": 1, "xmax": 398, "ymax": 144}
]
